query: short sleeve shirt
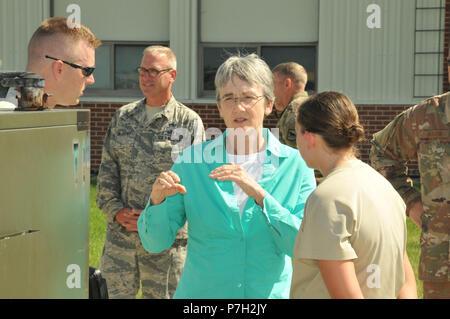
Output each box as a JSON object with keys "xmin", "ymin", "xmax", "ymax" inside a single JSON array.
[{"xmin": 290, "ymin": 159, "xmax": 407, "ymax": 299}]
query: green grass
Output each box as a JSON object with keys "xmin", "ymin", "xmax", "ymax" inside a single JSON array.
[
  {"xmin": 406, "ymin": 218, "xmax": 423, "ymax": 298},
  {"xmin": 88, "ymin": 182, "xmax": 423, "ymax": 298},
  {"xmin": 89, "ymin": 183, "xmax": 106, "ymax": 269},
  {"xmin": 406, "ymin": 179, "xmax": 423, "ymax": 297}
]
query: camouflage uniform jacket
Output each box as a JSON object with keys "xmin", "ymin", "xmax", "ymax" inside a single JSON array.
[
  {"xmin": 276, "ymin": 91, "xmax": 309, "ymax": 148},
  {"xmin": 370, "ymin": 92, "xmax": 449, "ymax": 282},
  {"xmin": 97, "ymin": 96, "xmax": 205, "ymax": 240}
]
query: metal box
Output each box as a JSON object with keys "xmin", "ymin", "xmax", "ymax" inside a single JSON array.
[{"xmin": 0, "ymin": 109, "xmax": 90, "ymax": 298}]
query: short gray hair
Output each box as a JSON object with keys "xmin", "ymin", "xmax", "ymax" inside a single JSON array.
[
  {"xmin": 143, "ymin": 45, "xmax": 177, "ymax": 70},
  {"xmin": 215, "ymin": 53, "xmax": 274, "ymax": 102}
]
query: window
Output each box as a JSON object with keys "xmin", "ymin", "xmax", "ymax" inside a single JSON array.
[
  {"xmin": 85, "ymin": 42, "xmax": 169, "ymax": 97},
  {"xmin": 54, "ymin": 0, "xmax": 170, "ymax": 97},
  {"xmin": 261, "ymin": 46, "xmax": 316, "ymax": 91},
  {"xmin": 199, "ymin": 44, "xmax": 317, "ymax": 97},
  {"xmin": 413, "ymin": 0, "xmax": 445, "ymax": 98},
  {"xmin": 202, "ymin": 46, "xmax": 257, "ymax": 92}
]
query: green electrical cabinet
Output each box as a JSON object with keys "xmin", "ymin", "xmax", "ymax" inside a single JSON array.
[{"xmin": 0, "ymin": 109, "xmax": 90, "ymax": 298}]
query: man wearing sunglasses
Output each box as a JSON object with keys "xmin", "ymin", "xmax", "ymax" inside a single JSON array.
[
  {"xmin": 97, "ymin": 46, "xmax": 205, "ymax": 299},
  {"xmin": 26, "ymin": 17, "xmax": 101, "ymax": 108},
  {"xmin": 370, "ymin": 56, "xmax": 450, "ymax": 299}
]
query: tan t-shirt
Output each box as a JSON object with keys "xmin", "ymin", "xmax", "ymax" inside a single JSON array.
[
  {"xmin": 145, "ymin": 104, "xmax": 165, "ymax": 123},
  {"xmin": 290, "ymin": 159, "xmax": 407, "ymax": 299}
]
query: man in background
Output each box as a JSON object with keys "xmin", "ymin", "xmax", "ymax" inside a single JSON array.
[
  {"xmin": 97, "ymin": 46, "xmax": 205, "ymax": 299},
  {"xmin": 273, "ymin": 62, "xmax": 323, "ymax": 183},
  {"xmin": 272, "ymin": 62, "xmax": 309, "ymax": 148}
]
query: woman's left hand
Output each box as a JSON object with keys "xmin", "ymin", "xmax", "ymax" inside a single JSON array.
[{"xmin": 210, "ymin": 163, "xmax": 266, "ymax": 207}]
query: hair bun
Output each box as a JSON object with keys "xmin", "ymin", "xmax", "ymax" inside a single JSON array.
[
  {"xmin": 297, "ymin": 91, "xmax": 364, "ymax": 151},
  {"xmin": 347, "ymin": 124, "xmax": 364, "ymax": 143},
  {"xmin": 339, "ymin": 124, "xmax": 364, "ymax": 142}
]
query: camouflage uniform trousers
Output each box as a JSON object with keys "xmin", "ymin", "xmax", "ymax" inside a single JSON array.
[
  {"xmin": 100, "ymin": 221, "xmax": 186, "ymax": 299},
  {"xmin": 423, "ymin": 281, "xmax": 450, "ymax": 299}
]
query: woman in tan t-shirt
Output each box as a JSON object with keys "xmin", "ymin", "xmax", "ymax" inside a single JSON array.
[{"xmin": 290, "ymin": 91, "xmax": 417, "ymax": 299}]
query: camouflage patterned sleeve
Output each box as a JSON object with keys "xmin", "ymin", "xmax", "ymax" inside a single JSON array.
[
  {"xmin": 96, "ymin": 113, "xmax": 124, "ymax": 223},
  {"xmin": 283, "ymin": 114, "xmax": 298, "ymax": 149},
  {"xmin": 370, "ymin": 107, "xmax": 422, "ymax": 214},
  {"xmin": 191, "ymin": 116, "xmax": 206, "ymax": 145}
]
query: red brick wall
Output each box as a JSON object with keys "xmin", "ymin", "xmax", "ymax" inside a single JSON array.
[
  {"xmin": 355, "ymin": 104, "xmax": 417, "ymax": 175},
  {"xmin": 70, "ymin": 101, "xmax": 416, "ymax": 175}
]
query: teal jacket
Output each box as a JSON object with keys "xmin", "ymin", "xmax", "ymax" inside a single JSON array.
[{"xmin": 138, "ymin": 129, "xmax": 316, "ymax": 299}]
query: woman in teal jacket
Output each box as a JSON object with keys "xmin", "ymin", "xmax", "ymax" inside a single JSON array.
[{"xmin": 137, "ymin": 53, "xmax": 316, "ymax": 299}]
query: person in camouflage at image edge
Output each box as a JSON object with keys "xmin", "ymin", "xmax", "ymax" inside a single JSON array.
[
  {"xmin": 370, "ymin": 92, "xmax": 449, "ymax": 299},
  {"xmin": 96, "ymin": 46, "xmax": 205, "ymax": 298}
]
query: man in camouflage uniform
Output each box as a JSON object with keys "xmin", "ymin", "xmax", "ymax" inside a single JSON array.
[
  {"xmin": 272, "ymin": 62, "xmax": 323, "ymax": 183},
  {"xmin": 370, "ymin": 90, "xmax": 449, "ymax": 299},
  {"xmin": 96, "ymin": 46, "xmax": 205, "ymax": 299},
  {"xmin": 272, "ymin": 62, "xmax": 309, "ymax": 148}
]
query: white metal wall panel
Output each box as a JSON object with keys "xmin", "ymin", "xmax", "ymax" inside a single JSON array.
[
  {"xmin": 0, "ymin": 0, "xmax": 50, "ymax": 71},
  {"xmin": 53, "ymin": 0, "xmax": 169, "ymax": 41},
  {"xmin": 417, "ymin": 0, "xmax": 442, "ymax": 6},
  {"xmin": 169, "ymin": 0, "xmax": 198, "ymax": 100},
  {"xmin": 317, "ymin": 0, "xmax": 418, "ymax": 104},
  {"xmin": 200, "ymin": 0, "xmax": 318, "ymax": 42}
]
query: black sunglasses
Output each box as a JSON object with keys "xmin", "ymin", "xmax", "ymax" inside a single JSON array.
[{"xmin": 45, "ymin": 55, "xmax": 95, "ymax": 77}]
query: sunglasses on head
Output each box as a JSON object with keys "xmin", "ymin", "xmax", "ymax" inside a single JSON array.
[{"xmin": 45, "ymin": 55, "xmax": 95, "ymax": 77}]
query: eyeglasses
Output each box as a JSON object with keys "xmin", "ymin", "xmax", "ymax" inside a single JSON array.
[
  {"xmin": 219, "ymin": 95, "xmax": 265, "ymax": 109},
  {"xmin": 137, "ymin": 67, "xmax": 172, "ymax": 77},
  {"xmin": 45, "ymin": 55, "xmax": 95, "ymax": 77}
]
